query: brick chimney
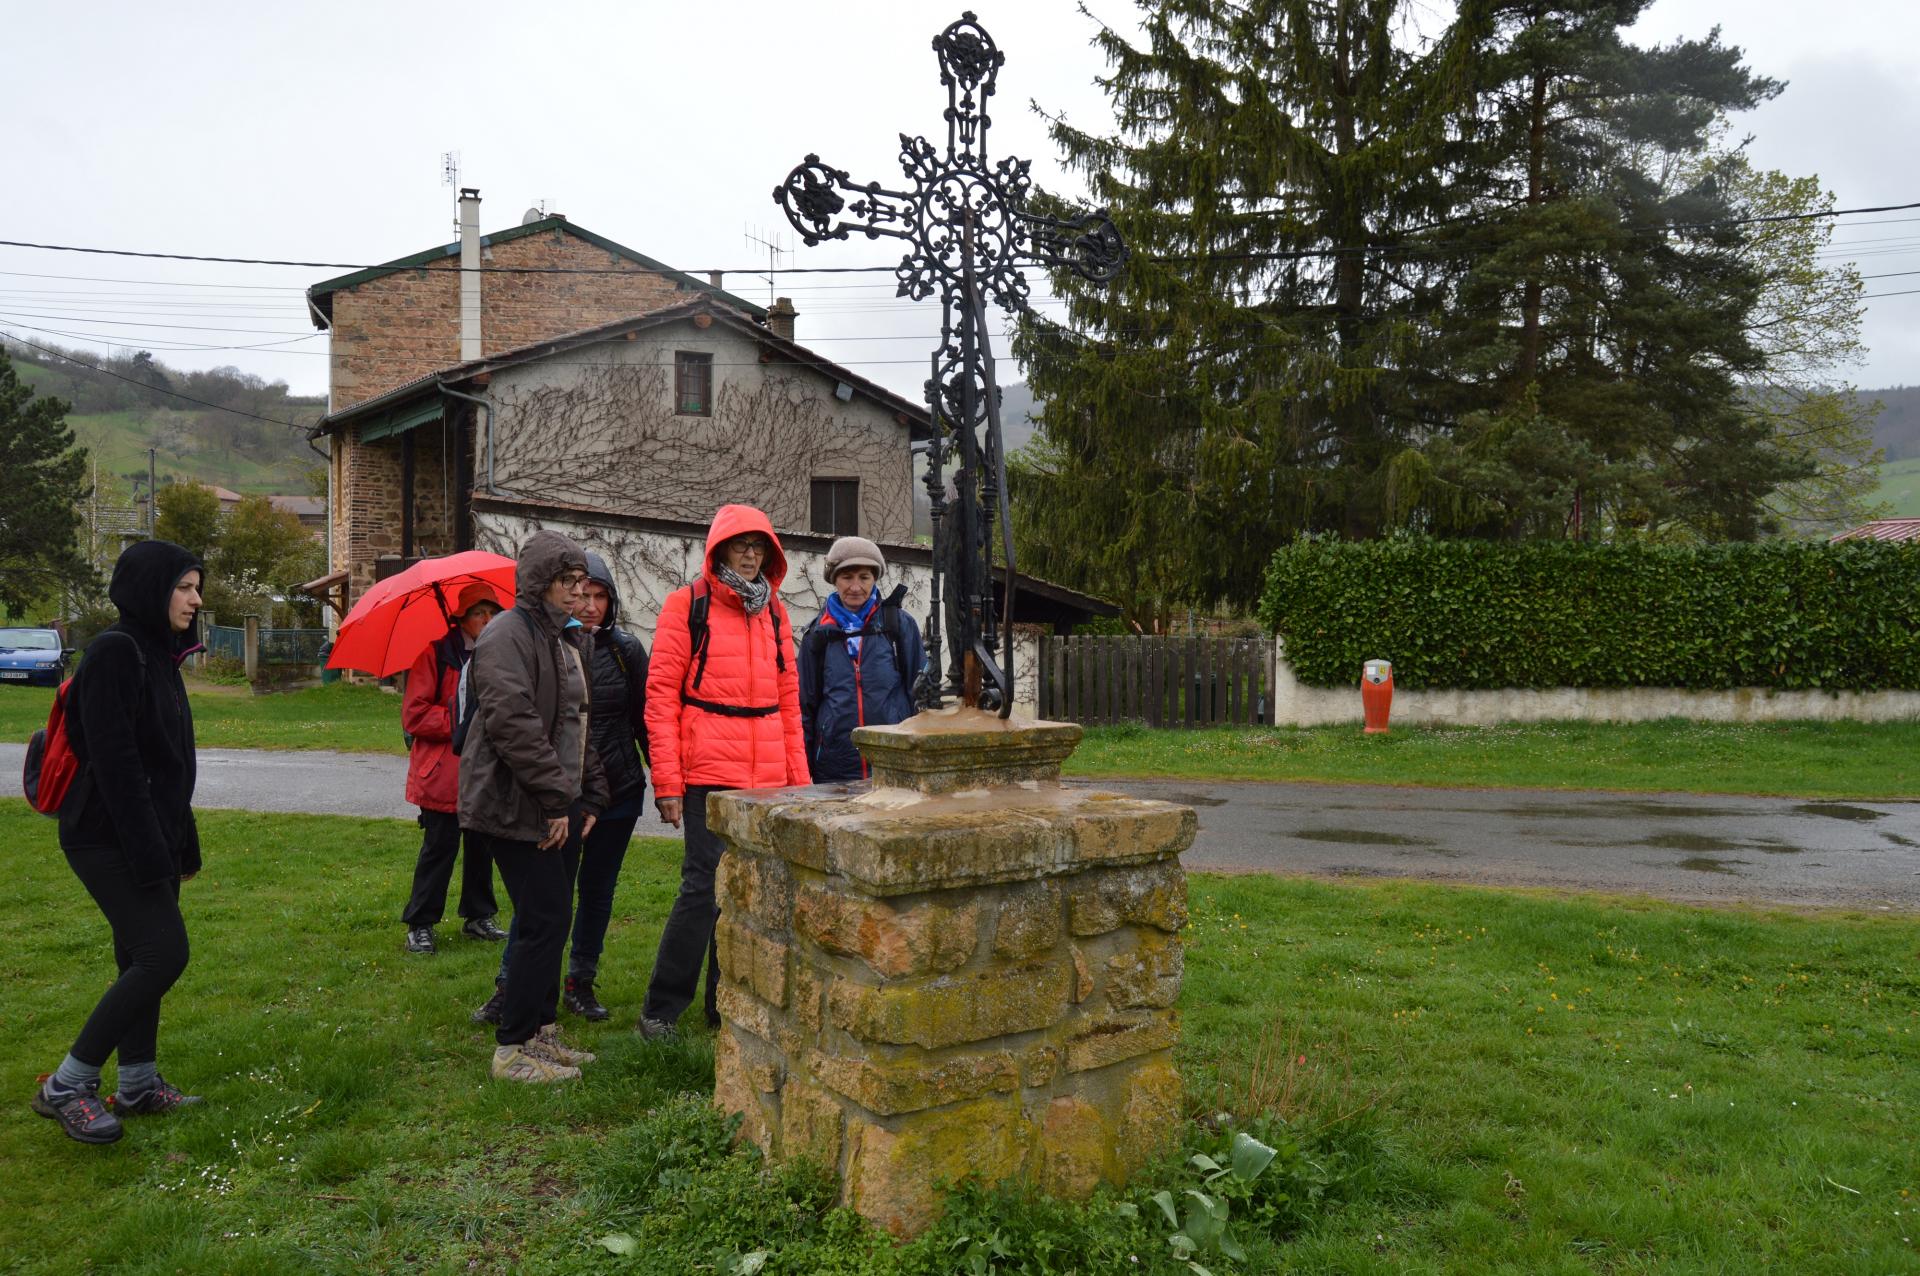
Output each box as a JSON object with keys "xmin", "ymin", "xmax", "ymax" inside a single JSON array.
[
  {"xmin": 458, "ymin": 188, "xmax": 482, "ymax": 361},
  {"xmin": 767, "ymin": 296, "xmax": 797, "ymax": 341}
]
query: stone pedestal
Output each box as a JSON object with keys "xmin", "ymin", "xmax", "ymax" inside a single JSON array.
[{"xmin": 708, "ymin": 707, "xmax": 1195, "ymax": 1237}]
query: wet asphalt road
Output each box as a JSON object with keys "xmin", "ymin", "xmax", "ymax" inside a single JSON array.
[
  {"xmin": 6, "ymin": 744, "xmax": 1915, "ymax": 910},
  {"xmin": 1080, "ymin": 777, "xmax": 1920, "ymax": 912}
]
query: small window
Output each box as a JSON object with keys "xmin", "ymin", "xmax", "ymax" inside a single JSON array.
[
  {"xmin": 811, "ymin": 478, "xmax": 860, "ymax": 536},
  {"xmin": 674, "ymin": 351, "xmax": 712, "ymax": 416}
]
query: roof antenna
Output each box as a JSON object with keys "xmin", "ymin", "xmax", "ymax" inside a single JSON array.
[
  {"xmin": 743, "ymin": 224, "xmax": 790, "ymax": 305},
  {"xmin": 442, "ymin": 150, "xmax": 462, "ymax": 232}
]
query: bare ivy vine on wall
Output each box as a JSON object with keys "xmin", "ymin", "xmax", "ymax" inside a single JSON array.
[{"xmin": 489, "ymin": 362, "xmax": 911, "ymax": 537}]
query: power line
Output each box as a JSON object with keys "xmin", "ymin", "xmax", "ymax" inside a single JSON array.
[
  {"xmin": 0, "ymin": 310, "xmax": 317, "ymax": 336},
  {"xmin": 4, "ymin": 200, "xmax": 1917, "ymax": 278}
]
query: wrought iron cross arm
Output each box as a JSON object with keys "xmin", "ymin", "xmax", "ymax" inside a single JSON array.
[
  {"xmin": 1013, "ymin": 206, "xmax": 1130, "ymax": 283},
  {"xmin": 773, "ymin": 155, "xmax": 918, "ymax": 247}
]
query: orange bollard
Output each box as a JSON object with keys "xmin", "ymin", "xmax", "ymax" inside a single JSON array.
[{"xmin": 1361, "ymin": 659, "xmax": 1393, "ymax": 734}]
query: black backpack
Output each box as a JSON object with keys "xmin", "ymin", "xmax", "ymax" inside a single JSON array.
[
  {"xmin": 802, "ymin": 584, "xmax": 910, "ymax": 696},
  {"xmin": 681, "ymin": 578, "xmax": 787, "ymax": 718}
]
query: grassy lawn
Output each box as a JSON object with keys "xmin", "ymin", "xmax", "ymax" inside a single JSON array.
[
  {"xmin": 1869, "ymin": 456, "xmax": 1920, "ymax": 519},
  {"xmin": 4, "ymin": 801, "xmax": 1914, "ymax": 1273},
  {"xmin": 7, "ymin": 682, "xmax": 1918, "ymax": 798},
  {"xmin": 0, "ymin": 681, "xmax": 409, "ymax": 756},
  {"xmin": 1066, "ymin": 719, "xmax": 1920, "ymax": 799}
]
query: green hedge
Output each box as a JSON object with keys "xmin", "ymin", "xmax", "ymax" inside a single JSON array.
[{"xmin": 1258, "ymin": 537, "xmax": 1920, "ymax": 691}]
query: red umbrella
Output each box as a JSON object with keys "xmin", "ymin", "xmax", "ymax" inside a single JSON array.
[{"xmin": 326, "ymin": 550, "xmax": 516, "ymax": 677}]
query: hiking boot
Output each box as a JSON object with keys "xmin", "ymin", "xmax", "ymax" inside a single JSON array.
[
  {"xmin": 405, "ymin": 927, "xmax": 437, "ymax": 955},
  {"xmin": 112, "ymin": 1074, "xmax": 203, "ymax": 1116},
  {"xmin": 490, "ymin": 1044, "xmax": 579, "ymax": 1084},
  {"xmin": 462, "ymin": 916, "xmax": 507, "ymax": 942},
  {"xmin": 563, "ymin": 977, "xmax": 609, "ymax": 1022},
  {"xmin": 471, "ymin": 984, "xmax": 507, "ymax": 1025},
  {"xmin": 32, "ymin": 1078, "xmax": 123, "ymax": 1145},
  {"xmin": 530, "ymin": 1024, "xmax": 596, "ymax": 1066},
  {"xmin": 636, "ymin": 1016, "xmax": 677, "ymax": 1041}
]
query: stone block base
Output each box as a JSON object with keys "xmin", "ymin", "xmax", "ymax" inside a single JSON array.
[{"xmin": 709, "ymin": 710, "xmax": 1194, "ymax": 1237}]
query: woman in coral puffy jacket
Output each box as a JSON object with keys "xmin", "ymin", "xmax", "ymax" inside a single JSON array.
[{"xmin": 639, "ymin": 505, "xmax": 808, "ymax": 1035}]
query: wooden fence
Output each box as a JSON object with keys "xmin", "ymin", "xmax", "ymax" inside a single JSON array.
[{"xmin": 1037, "ymin": 635, "xmax": 1272, "ymax": 727}]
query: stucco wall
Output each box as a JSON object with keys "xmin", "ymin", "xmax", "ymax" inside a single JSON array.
[
  {"xmin": 483, "ymin": 320, "xmax": 915, "ymax": 544},
  {"xmin": 474, "ymin": 507, "xmax": 1040, "ymax": 716},
  {"xmin": 1272, "ymin": 641, "xmax": 1920, "ymax": 726}
]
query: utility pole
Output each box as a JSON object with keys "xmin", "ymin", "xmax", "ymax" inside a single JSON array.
[{"xmin": 147, "ymin": 448, "xmax": 157, "ymax": 536}]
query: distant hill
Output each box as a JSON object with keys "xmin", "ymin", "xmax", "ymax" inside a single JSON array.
[
  {"xmin": 1865, "ymin": 385, "xmax": 1920, "ymax": 461},
  {"xmin": 3, "ymin": 340, "xmax": 325, "ymax": 497}
]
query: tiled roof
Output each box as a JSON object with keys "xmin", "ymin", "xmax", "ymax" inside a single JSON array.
[
  {"xmin": 305, "ymin": 215, "xmax": 763, "ymax": 323},
  {"xmin": 1830, "ymin": 519, "xmax": 1920, "ymax": 543}
]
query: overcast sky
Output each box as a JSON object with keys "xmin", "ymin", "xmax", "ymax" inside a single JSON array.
[{"xmin": 3, "ymin": 0, "xmax": 1916, "ymax": 409}]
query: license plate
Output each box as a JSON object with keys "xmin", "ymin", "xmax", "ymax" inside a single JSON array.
[{"xmin": 0, "ymin": 671, "xmax": 28, "ymax": 679}]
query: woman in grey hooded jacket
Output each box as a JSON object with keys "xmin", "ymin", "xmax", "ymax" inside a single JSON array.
[{"xmin": 458, "ymin": 529, "xmax": 608, "ymax": 1083}]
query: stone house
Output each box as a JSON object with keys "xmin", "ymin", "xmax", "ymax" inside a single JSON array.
[{"xmin": 307, "ymin": 192, "xmax": 1110, "ymax": 679}]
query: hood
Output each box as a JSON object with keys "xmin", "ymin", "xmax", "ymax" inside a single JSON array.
[
  {"xmin": 583, "ymin": 550, "xmax": 622, "ymax": 629},
  {"xmin": 702, "ymin": 504, "xmax": 788, "ymax": 591},
  {"xmin": 514, "ymin": 529, "xmax": 588, "ymax": 624},
  {"xmin": 109, "ymin": 539, "xmax": 204, "ymax": 653}
]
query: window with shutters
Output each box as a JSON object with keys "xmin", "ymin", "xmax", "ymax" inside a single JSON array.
[
  {"xmin": 810, "ymin": 478, "xmax": 860, "ymax": 536},
  {"xmin": 674, "ymin": 351, "xmax": 712, "ymax": 416}
]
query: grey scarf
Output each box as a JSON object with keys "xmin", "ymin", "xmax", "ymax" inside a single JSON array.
[{"xmin": 715, "ymin": 564, "xmax": 771, "ymax": 616}]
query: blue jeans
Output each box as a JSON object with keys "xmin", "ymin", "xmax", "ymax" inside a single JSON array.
[{"xmin": 497, "ymin": 801, "xmax": 640, "ymax": 987}]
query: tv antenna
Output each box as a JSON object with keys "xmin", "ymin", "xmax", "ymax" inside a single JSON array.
[
  {"xmin": 440, "ymin": 150, "xmax": 461, "ymax": 188},
  {"xmin": 743, "ymin": 225, "xmax": 790, "ymax": 305}
]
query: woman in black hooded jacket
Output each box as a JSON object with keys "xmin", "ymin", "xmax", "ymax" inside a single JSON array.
[{"xmin": 33, "ymin": 540, "xmax": 207, "ymax": 1145}]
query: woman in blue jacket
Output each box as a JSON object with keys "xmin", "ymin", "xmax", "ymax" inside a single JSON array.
[{"xmin": 798, "ymin": 536, "xmax": 925, "ymax": 783}]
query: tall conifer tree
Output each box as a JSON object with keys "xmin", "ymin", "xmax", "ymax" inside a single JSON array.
[
  {"xmin": 0, "ymin": 349, "xmax": 92, "ymax": 617},
  {"xmin": 1013, "ymin": 0, "xmax": 1470, "ymax": 624},
  {"xmin": 1406, "ymin": 0, "xmax": 1798, "ymax": 539}
]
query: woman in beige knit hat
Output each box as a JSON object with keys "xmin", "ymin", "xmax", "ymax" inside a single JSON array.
[{"xmin": 797, "ymin": 536, "xmax": 925, "ymax": 783}]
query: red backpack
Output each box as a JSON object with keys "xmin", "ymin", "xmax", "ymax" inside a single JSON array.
[{"xmin": 22, "ymin": 633, "xmax": 144, "ymax": 817}]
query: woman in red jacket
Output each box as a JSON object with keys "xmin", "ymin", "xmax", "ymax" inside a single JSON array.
[
  {"xmin": 639, "ymin": 505, "xmax": 808, "ymax": 1036},
  {"xmin": 398, "ymin": 582, "xmax": 507, "ymax": 953}
]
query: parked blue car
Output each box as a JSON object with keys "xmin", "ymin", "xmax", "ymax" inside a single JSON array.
[{"xmin": 0, "ymin": 628, "xmax": 71, "ymax": 687}]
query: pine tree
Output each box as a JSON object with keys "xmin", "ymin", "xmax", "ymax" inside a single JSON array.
[
  {"xmin": 0, "ymin": 349, "xmax": 92, "ymax": 618},
  {"xmin": 1399, "ymin": 0, "xmax": 1802, "ymax": 539},
  {"xmin": 1013, "ymin": 0, "xmax": 1471, "ymax": 623}
]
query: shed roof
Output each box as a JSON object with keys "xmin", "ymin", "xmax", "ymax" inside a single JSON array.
[
  {"xmin": 305, "ymin": 215, "xmax": 765, "ymax": 325},
  {"xmin": 1830, "ymin": 519, "xmax": 1920, "ymax": 543}
]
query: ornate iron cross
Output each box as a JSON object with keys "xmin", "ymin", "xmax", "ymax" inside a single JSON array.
[{"xmin": 774, "ymin": 11, "xmax": 1127, "ymax": 716}]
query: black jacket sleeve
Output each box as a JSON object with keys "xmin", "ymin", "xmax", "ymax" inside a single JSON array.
[
  {"xmin": 621, "ymin": 630, "xmax": 651, "ymax": 769},
  {"xmin": 74, "ymin": 634, "xmax": 174, "ymax": 885}
]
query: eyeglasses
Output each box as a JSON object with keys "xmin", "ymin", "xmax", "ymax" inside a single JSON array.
[
  {"xmin": 555, "ymin": 570, "xmax": 589, "ymax": 588},
  {"xmin": 726, "ymin": 538, "xmax": 770, "ymax": 555}
]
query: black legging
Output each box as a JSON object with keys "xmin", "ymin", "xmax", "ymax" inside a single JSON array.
[
  {"xmin": 642, "ymin": 785, "xmax": 725, "ymax": 1029},
  {"xmin": 65, "ymin": 845, "xmax": 190, "ymax": 1068},
  {"xmin": 485, "ymin": 829, "xmax": 581, "ymax": 1047}
]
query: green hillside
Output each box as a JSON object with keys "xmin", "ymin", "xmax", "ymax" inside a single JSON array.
[
  {"xmin": 1867, "ymin": 455, "xmax": 1920, "ymax": 518},
  {"xmin": 10, "ymin": 349, "xmax": 322, "ymax": 496}
]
